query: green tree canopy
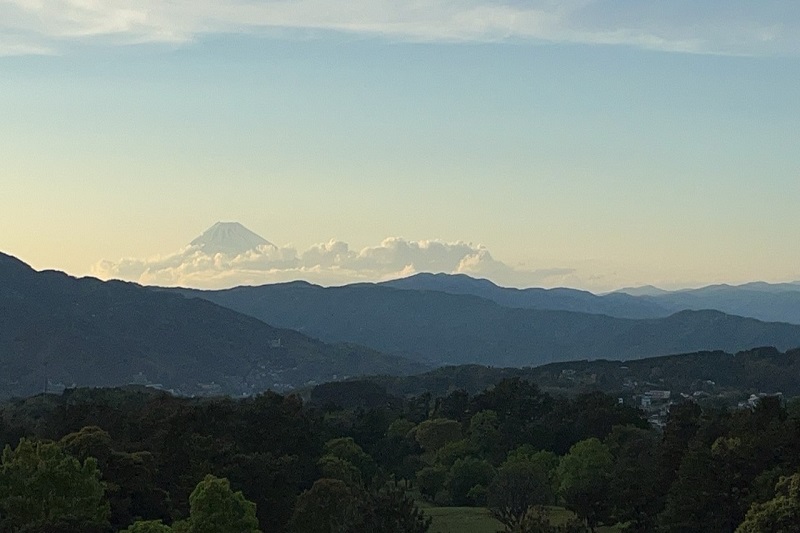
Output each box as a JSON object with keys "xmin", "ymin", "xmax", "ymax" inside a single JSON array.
[
  {"xmin": 557, "ymin": 438, "xmax": 613, "ymax": 531},
  {"xmin": 119, "ymin": 520, "xmax": 173, "ymax": 533},
  {"xmin": 416, "ymin": 465, "xmax": 448, "ymax": 502},
  {"xmin": 322, "ymin": 437, "xmax": 377, "ymax": 483},
  {"xmin": 318, "ymin": 454, "xmax": 363, "ymax": 487},
  {"xmin": 387, "ymin": 419, "xmax": 416, "ymax": 440},
  {"xmin": 289, "ymin": 478, "xmax": 363, "ymax": 533},
  {"xmin": 0, "ymin": 438, "xmax": 110, "ymax": 533},
  {"xmin": 488, "ymin": 449, "xmax": 558, "ymax": 530},
  {"xmin": 603, "ymin": 425, "xmax": 660, "ymax": 531},
  {"xmin": 447, "ymin": 456, "xmax": 495, "ymax": 506},
  {"xmin": 362, "ymin": 481, "xmax": 432, "ymax": 533},
  {"xmin": 60, "ymin": 426, "xmax": 169, "ymax": 529},
  {"xmin": 736, "ymin": 472, "xmax": 800, "ymax": 533},
  {"xmin": 415, "ymin": 418, "xmax": 462, "ymax": 455},
  {"xmin": 185, "ymin": 474, "xmax": 260, "ymax": 533}
]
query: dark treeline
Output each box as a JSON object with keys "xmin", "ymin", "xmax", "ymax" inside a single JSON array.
[{"xmin": 1, "ymin": 380, "xmax": 800, "ymax": 532}]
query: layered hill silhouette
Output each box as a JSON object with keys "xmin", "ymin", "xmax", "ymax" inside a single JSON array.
[
  {"xmin": 636, "ymin": 283, "xmax": 800, "ymax": 325},
  {"xmin": 313, "ymin": 346, "xmax": 800, "ymax": 404},
  {"xmin": 180, "ymin": 281, "xmax": 800, "ymax": 367},
  {"xmin": 384, "ymin": 272, "xmax": 800, "ymax": 324},
  {"xmin": 6, "ymin": 240, "xmax": 800, "ymax": 401},
  {"xmin": 0, "ymin": 253, "xmax": 425, "ymax": 399},
  {"xmin": 382, "ymin": 272, "xmax": 671, "ymax": 318}
]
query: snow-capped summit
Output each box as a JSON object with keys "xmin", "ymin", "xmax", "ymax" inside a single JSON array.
[{"xmin": 190, "ymin": 222, "xmax": 273, "ymax": 255}]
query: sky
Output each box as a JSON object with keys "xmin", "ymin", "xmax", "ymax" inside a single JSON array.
[{"xmin": 1, "ymin": 1, "xmax": 799, "ymax": 291}]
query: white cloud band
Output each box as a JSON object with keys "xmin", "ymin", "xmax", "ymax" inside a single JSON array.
[
  {"xmin": 92, "ymin": 236, "xmax": 576, "ymax": 289},
  {"xmin": 1, "ymin": 0, "xmax": 798, "ymax": 56}
]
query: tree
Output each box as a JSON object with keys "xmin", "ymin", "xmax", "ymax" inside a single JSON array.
[
  {"xmin": 362, "ymin": 481, "xmax": 432, "ymax": 533},
  {"xmin": 488, "ymin": 450, "xmax": 558, "ymax": 531},
  {"xmin": 185, "ymin": 475, "xmax": 260, "ymax": 533},
  {"xmin": 736, "ymin": 472, "xmax": 800, "ymax": 532},
  {"xmin": 0, "ymin": 438, "xmax": 110, "ymax": 532},
  {"xmin": 119, "ymin": 520, "xmax": 173, "ymax": 533},
  {"xmin": 215, "ymin": 451, "xmax": 301, "ymax": 532},
  {"xmin": 416, "ymin": 465, "xmax": 448, "ymax": 502},
  {"xmin": 556, "ymin": 438, "xmax": 613, "ymax": 531},
  {"xmin": 322, "ymin": 437, "xmax": 377, "ymax": 483},
  {"xmin": 603, "ymin": 425, "xmax": 660, "ymax": 532},
  {"xmin": 446, "ymin": 456, "xmax": 495, "ymax": 506},
  {"xmin": 387, "ymin": 419, "xmax": 416, "ymax": 439},
  {"xmin": 60, "ymin": 426, "xmax": 170, "ymax": 529},
  {"xmin": 435, "ymin": 439, "xmax": 472, "ymax": 468},
  {"xmin": 472, "ymin": 379, "xmax": 550, "ymax": 423},
  {"xmin": 468, "ymin": 410, "xmax": 503, "ymax": 462},
  {"xmin": 472, "ymin": 378, "xmax": 553, "ymax": 453},
  {"xmin": 657, "ymin": 402, "xmax": 702, "ymax": 491},
  {"xmin": 289, "ymin": 478, "xmax": 363, "ymax": 533},
  {"xmin": 434, "ymin": 389, "xmax": 471, "ymax": 422},
  {"xmin": 318, "ymin": 454, "xmax": 364, "ymax": 487},
  {"xmin": 414, "ymin": 418, "xmax": 462, "ymax": 455},
  {"xmin": 657, "ymin": 436, "xmax": 743, "ymax": 532}
]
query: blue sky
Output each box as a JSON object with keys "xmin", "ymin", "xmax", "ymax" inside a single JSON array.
[{"xmin": 1, "ymin": 1, "xmax": 799, "ymax": 290}]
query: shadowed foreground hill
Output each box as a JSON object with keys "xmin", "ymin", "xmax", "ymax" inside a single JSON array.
[
  {"xmin": 354, "ymin": 346, "xmax": 800, "ymax": 400},
  {"xmin": 181, "ymin": 281, "xmax": 800, "ymax": 367},
  {"xmin": 0, "ymin": 253, "xmax": 425, "ymax": 399}
]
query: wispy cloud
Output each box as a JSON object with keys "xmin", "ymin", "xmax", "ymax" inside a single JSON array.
[
  {"xmin": 1, "ymin": 0, "xmax": 797, "ymax": 56},
  {"xmin": 92, "ymin": 236, "xmax": 575, "ymax": 289}
]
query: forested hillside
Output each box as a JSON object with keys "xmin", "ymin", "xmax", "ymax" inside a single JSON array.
[
  {"xmin": 382, "ymin": 272, "xmax": 670, "ymax": 318},
  {"xmin": 359, "ymin": 346, "xmax": 800, "ymax": 402},
  {"xmin": 180, "ymin": 282, "xmax": 800, "ymax": 366},
  {"xmin": 383, "ymin": 272, "xmax": 800, "ymax": 325},
  {"xmin": 2, "ymin": 380, "xmax": 800, "ymax": 532},
  {"xmin": 0, "ymin": 253, "xmax": 424, "ymax": 399}
]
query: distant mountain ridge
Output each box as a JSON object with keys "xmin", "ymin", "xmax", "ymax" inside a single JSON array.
[
  {"xmin": 179, "ymin": 281, "xmax": 800, "ymax": 368},
  {"xmin": 6, "ymin": 237, "xmax": 800, "ymax": 401},
  {"xmin": 382, "ymin": 272, "xmax": 800, "ymax": 325},
  {"xmin": 616, "ymin": 280, "xmax": 800, "ymax": 296},
  {"xmin": 0, "ymin": 252, "xmax": 425, "ymax": 399},
  {"xmin": 382, "ymin": 272, "xmax": 671, "ymax": 318},
  {"xmin": 637, "ymin": 284, "xmax": 800, "ymax": 325}
]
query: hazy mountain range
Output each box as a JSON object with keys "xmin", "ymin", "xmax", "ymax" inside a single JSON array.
[
  {"xmin": 179, "ymin": 282, "xmax": 800, "ymax": 368},
  {"xmin": 383, "ymin": 272, "xmax": 800, "ymax": 324},
  {"xmin": 0, "ymin": 252, "xmax": 424, "ymax": 399},
  {"xmin": 3, "ymin": 221, "xmax": 800, "ymax": 398}
]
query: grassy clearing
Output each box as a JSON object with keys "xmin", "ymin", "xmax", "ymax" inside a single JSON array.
[
  {"xmin": 422, "ymin": 505, "xmax": 623, "ymax": 533},
  {"xmin": 424, "ymin": 506, "xmax": 503, "ymax": 533}
]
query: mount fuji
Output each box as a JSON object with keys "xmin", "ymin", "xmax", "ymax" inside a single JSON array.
[{"xmin": 189, "ymin": 221, "xmax": 274, "ymax": 256}]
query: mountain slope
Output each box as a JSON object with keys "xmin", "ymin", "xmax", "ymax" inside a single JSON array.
[
  {"xmin": 641, "ymin": 285, "xmax": 800, "ymax": 325},
  {"xmin": 179, "ymin": 282, "xmax": 800, "ymax": 367},
  {"xmin": 357, "ymin": 346, "xmax": 800, "ymax": 400},
  {"xmin": 383, "ymin": 272, "xmax": 800, "ymax": 325},
  {"xmin": 189, "ymin": 221, "xmax": 274, "ymax": 255},
  {"xmin": 382, "ymin": 273, "xmax": 671, "ymax": 319},
  {"xmin": 0, "ymin": 253, "xmax": 425, "ymax": 399}
]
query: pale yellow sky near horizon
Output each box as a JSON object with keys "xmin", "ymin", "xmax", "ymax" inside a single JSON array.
[{"xmin": 2, "ymin": 2, "xmax": 799, "ymax": 291}]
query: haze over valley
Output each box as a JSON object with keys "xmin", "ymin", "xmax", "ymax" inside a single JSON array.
[{"xmin": 3, "ymin": 221, "xmax": 800, "ymax": 399}]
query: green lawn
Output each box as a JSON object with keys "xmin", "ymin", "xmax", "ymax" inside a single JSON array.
[
  {"xmin": 424, "ymin": 506, "xmax": 503, "ymax": 533},
  {"xmin": 422, "ymin": 505, "xmax": 624, "ymax": 533}
]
